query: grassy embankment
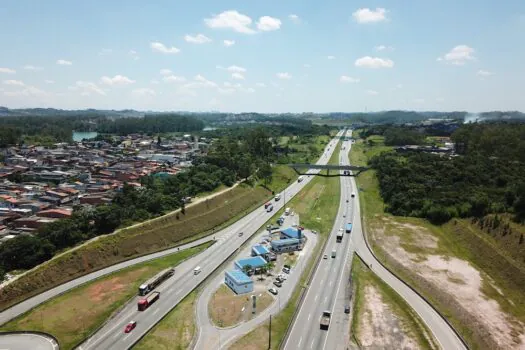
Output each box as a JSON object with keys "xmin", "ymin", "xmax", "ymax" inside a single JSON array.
[
  {"xmin": 0, "ymin": 242, "xmax": 212, "ymax": 350},
  {"xmin": 350, "ymin": 133, "xmax": 525, "ymax": 349},
  {"xmin": 118, "ymin": 134, "xmax": 333, "ymax": 348},
  {"xmin": 229, "ymin": 139, "xmax": 342, "ymax": 350},
  {"xmin": 351, "ymin": 255, "xmax": 438, "ymax": 349}
]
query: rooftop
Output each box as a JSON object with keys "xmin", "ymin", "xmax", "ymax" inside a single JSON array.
[
  {"xmin": 225, "ymin": 270, "xmax": 252, "ymax": 285},
  {"xmin": 235, "ymin": 256, "xmax": 267, "ymax": 269},
  {"xmin": 281, "ymin": 227, "xmax": 302, "ymax": 239},
  {"xmin": 252, "ymin": 245, "xmax": 270, "ymax": 255},
  {"xmin": 271, "ymin": 238, "xmax": 301, "ymax": 247}
]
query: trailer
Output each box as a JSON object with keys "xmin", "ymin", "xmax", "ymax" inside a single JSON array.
[
  {"xmin": 138, "ymin": 291, "xmax": 160, "ymax": 311},
  {"xmin": 320, "ymin": 310, "xmax": 331, "ymax": 330},
  {"xmin": 336, "ymin": 230, "xmax": 343, "ymax": 243},
  {"xmin": 138, "ymin": 267, "xmax": 175, "ymax": 296}
]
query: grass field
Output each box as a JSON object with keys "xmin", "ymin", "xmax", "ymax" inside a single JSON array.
[
  {"xmin": 350, "ymin": 255, "xmax": 438, "ymax": 349},
  {"xmin": 0, "ymin": 242, "xmax": 212, "ymax": 350},
  {"xmin": 350, "ymin": 133, "xmax": 525, "ymax": 349},
  {"xmin": 230, "ymin": 139, "xmax": 342, "ymax": 349},
  {"xmin": 134, "ymin": 290, "xmax": 199, "ymax": 350}
]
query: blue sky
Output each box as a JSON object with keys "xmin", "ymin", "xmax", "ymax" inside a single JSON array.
[{"xmin": 0, "ymin": 0, "xmax": 524, "ymax": 113}]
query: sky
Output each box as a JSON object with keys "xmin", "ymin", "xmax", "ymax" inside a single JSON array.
[{"xmin": 0, "ymin": 0, "xmax": 524, "ymax": 113}]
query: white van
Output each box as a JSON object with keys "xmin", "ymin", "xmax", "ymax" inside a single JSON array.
[
  {"xmin": 193, "ymin": 266, "xmax": 201, "ymax": 275},
  {"xmin": 285, "ymin": 207, "xmax": 291, "ymax": 216},
  {"xmin": 298, "ymin": 175, "xmax": 304, "ymax": 183},
  {"xmin": 331, "ymin": 250, "xmax": 336, "ymax": 258}
]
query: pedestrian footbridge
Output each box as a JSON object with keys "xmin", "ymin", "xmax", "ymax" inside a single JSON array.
[{"xmin": 287, "ymin": 163, "xmax": 368, "ymax": 177}]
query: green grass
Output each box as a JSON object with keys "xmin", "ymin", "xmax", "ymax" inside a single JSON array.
[
  {"xmin": 230, "ymin": 139, "xmax": 342, "ymax": 349},
  {"xmin": 0, "ymin": 242, "xmax": 212, "ymax": 350},
  {"xmin": 134, "ymin": 290, "xmax": 199, "ymax": 350},
  {"xmin": 350, "ymin": 255, "xmax": 438, "ymax": 349},
  {"xmin": 351, "ymin": 133, "xmax": 525, "ymax": 350}
]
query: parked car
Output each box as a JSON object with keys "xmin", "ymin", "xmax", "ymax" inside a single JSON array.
[
  {"xmin": 273, "ymin": 280, "xmax": 283, "ymax": 288},
  {"xmin": 269, "ymin": 288, "xmax": 278, "ymax": 295},
  {"xmin": 124, "ymin": 321, "xmax": 137, "ymax": 333},
  {"xmin": 277, "ymin": 274, "xmax": 287, "ymax": 280},
  {"xmin": 282, "ymin": 267, "xmax": 290, "ymax": 274},
  {"xmin": 344, "ymin": 305, "xmax": 350, "ymax": 314},
  {"xmin": 276, "ymin": 276, "xmax": 284, "ymax": 282},
  {"xmin": 323, "ymin": 254, "xmax": 328, "ymax": 259}
]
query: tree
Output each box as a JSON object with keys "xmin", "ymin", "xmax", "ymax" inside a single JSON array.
[
  {"xmin": 257, "ymin": 162, "xmax": 272, "ymax": 185},
  {"xmin": 242, "ymin": 264, "xmax": 253, "ymax": 275}
]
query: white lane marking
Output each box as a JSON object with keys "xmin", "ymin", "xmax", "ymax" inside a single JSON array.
[
  {"xmin": 324, "ymin": 296, "xmax": 328, "ymax": 303},
  {"xmin": 298, "ymin": 336, "xmax": 303, "ymax": 348},
  {"xmin": 311, "ymin": 339, "xmax": 315, "ymax": 348},
  {"xmin": 329, "ymin": 280, "xmax": 333, "ymax": 287},
  {"xmin": 123, "ymin": 333, "xmax": 132, "ymax": 341},
  {"xmin": 308, "ymin": 313, "xmax": 311, "ymax": 321},
  {"xmin": 315, "ymin": 294, "xmax": 318, "ymax": 301},
  {"xmin": 153, "ymin": 308, "xmax": 160, "ymax": 315}
]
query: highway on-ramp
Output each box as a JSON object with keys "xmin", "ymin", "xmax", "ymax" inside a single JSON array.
[{"xmin": 76, "ymin": 133, "xmax": 344, "ymax": 350}]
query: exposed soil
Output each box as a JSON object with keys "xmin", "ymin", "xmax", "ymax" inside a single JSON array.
[
  {"xmin": 359, "ymin": 285, "xmax": 419, "ymax": 350},
  {"xmin": 376, "ymin": 221, "xmax": 525, "ymax": 349}
]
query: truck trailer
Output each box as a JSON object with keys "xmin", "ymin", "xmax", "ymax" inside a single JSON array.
[
  {"xmin": 320, "ymin": 310, "xmax": 332, "ymax": 330},
  {"xmin": 138, "ymin": 267, "xmax": 175, "ymax": 296},
  {"xmin": 336, "ymin": 230, "xmax": 343, "ymax": 243},
  {"xmin": 137, "ymin": 291, "xmax": 160, "ymax": 311}
]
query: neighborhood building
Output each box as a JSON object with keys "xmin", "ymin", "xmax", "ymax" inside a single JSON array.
[{"xmin": 224, "ymin": 270, "xmax": 254, "ymax": 295}]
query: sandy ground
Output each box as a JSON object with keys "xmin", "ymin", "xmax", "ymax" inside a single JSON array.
[
  {"xmin": 375, "ymin": 219, "xmax": 525, "ymax": 349},
  {"xmin": 359, "ymin": 285, "xmax": 419, "ymax": 350}
]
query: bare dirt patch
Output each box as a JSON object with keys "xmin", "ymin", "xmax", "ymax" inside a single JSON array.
[
  {"xmin": 358, "ymin": 285, "xmax": 420, "ymax": 349},
  {"xmin": 380, "ymin": 232, "xmax": 525, "ymax": 349}
]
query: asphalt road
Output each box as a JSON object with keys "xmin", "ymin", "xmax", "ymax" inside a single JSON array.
[
  {"xmin": 77, "ymin": 133, "xmax": 344, "ymax": 350},
  {"xmin": 193, "ymin": 213, "xmax": 318, "ymax": 350},
  {"xmin": 0, "ymin": 184, "xmax": 241, "ymax": 326},
  {"xmin": 284, "ymin": 131, "xmax": 467, "ymax": 350},
  {"xmin": 0, "ymin": 332, "xmax": 58, "ymax": 350}
]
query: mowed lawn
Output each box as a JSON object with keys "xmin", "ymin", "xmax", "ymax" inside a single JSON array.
[
  {"xmin": 230, "ymin": 139, "xmax": 342, "ymax": 349},
  {"xmin": 0, "ymin": 243, "xmax": 212, "ymax": 350}
]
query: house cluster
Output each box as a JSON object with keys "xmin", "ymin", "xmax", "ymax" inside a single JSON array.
[
  {"xmin": 224, "ymin": 226, "xmax": 306, "ymax": 295},
  {"xmin": 0, "ymin": 134, "xmax": 210, "ymax": 243}
]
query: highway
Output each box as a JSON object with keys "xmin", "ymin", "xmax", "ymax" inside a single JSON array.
[
  {"xmin": 0, "ymin": 184, "xmax": 240, "ymax": 326},
  {"xmin": 77, "ymin": 132, "xmax": 344, "ymax": 350},
  {"xmin": 284, "ymin": 130, "xmax": 467, "ymax": 350}
]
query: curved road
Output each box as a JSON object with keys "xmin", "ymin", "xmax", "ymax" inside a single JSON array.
[
  {"xmin": 75, "ymin": 134, "xmax": 343, "ymax": 350},
  {"xmin": 0, "ymin": 183, "xmax": 241, "ymax": 326},
  {"xmin": 284, "ymin": 130, "xmax": 466, "ymax": 350},
  {"xmin": 0, "ymin": 332, "xmax": 58, "ymax": 350}
]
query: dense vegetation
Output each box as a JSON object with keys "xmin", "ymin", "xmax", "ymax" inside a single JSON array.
[
  {"xmin": 96, "ymin": 114, "xmax": 204, "ymax": 135},
  {"xmin": 0, "ymin": 127, "xmax": 285, "ymax": 273},
  {"xmin": 370, "ymin": 123, "xmax": 525, "ymax": 224}
]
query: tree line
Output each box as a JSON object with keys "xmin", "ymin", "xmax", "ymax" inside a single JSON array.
[{"xmin": 370, "ymin": 123, "xmax": 525, "ymax": 224}]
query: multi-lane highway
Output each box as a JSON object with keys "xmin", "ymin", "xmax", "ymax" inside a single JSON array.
[
  {"xmin": 77, "ymin": 132, "xmax": 344, "ymax": 350},
  {"xmin": 284, "ymin": 130, "xmax": 467, "ymax": 350}
]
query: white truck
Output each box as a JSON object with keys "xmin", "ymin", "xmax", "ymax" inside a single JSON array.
[{"xmin": 298, "ymin": 175, "xmax": 304, "ymax": 182}]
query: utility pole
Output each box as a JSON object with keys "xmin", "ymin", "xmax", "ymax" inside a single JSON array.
[{"xmin": 268, "ymin": 314, "xmax": 272, "ymax": 349}]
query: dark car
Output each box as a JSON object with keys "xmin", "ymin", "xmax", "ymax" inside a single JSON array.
[
  {"xmin": 273, "ymin": 280, "xmax": 283, "ymax": 288},
  {"xmin": 269, "ymin": 287, "xmax": 278, "ymax": 295},
  {"xmin": 238, "ymin": 232, "xmax": 243, "ymax": 237},
  {"xmin": 344, "ymin": 306, "xmax": 350, "ymax": 314},
  {"xmin": 124, "ymin": 321, "xmax": 137, "ymax": 333}
]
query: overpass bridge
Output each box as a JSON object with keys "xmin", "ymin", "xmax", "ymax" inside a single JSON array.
[{"xmin": 287, "ymin": 163, "xmax": 368, "ymax": 177}]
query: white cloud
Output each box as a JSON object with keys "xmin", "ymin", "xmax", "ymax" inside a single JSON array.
[
  {"xmin": 184, "ymin": 34, "xmax": 212, "ymax": 44},
  {"xmin": 69, "ymin": 81, "xmax": 105, "ymax": 95},
  {"xmin": 56, "ymin": 59, "xmax": 72, "ymax": 66},
  {"xmin": 100, "ymin": 75, "xmax": 135, "ymax": 86},
  {"xmin": 129, "ymin": 50, "xmax": 139, "ymax": 60},
  {"xmin": 0, "ymin": 68, "xmax": 16, "ymax": 74},
  {"xmin": 132, "ymin": 88, "xmax": 156, "ymax": 97},
  {"xmin": 245, "ymin": 87, "xmax": 255, "ymax": 93},
  {"xmin": 327, "ymin": 56, "xmax": 336, "ymax": 60},
  {"xmin": 150, "ymin": 42, "xmax": 180, "ymax": 54},
  {"xmin": 185, "ymin": 74, "xmax": 217, "ymax": 88},
  {"xmin": 205, "ymin": 10, "xmax": 256, "ymax": 34},
  {"xmin": 355, "ymin": 56, "xmax": 394, "ymax": 68},
  {"xmin": 366, "ymin": 89, "xmax": 378, "ymax": 95},
  {"xmin": 232, "ymin": 72, "xmax": 245, "ymax": 80},
  {"xmin": 436, "ymin": 97, "xmax": 445, "ymax": 102},
  {"xmin": 3, "ymin": 80, "xmax": 25, "ymax": 86},
  {"xmin": 340, "ymin": 76, "xmax": 360, "ymax": 83},
  {"xmin": 23, "ymin": 65, "xmax": 43, "ymax": 71},
  {"xmin": 150, "ymin": 79, "xmax": 160, "ymax": 85},
  {"xmin": 256, "ymin": 82, "xmax": 266, "ymax": 87},
  {"xmin": 218, "ymin": 87, "xmax": 236, "ymax": 95},
  {"xmin": 3, "ymin": 85, "xmax": 47, "ymax": 97},
  {"xmin": 163, "ymin": 75, "xmax": 186, "ymax": 83},
  {"xmin": 257, "ymin": 16, "xmax": 282, "ymax": 31},
  {"xmin": 223, "ymin": 40, "xmax": 235, "ymax": 47},
  {"xmin": 217, "ymin": 65, "xmax": 247, "ymax": 73},
  {"xmin": 276, "ymin": 72, "xmax": 292, "ymax": 80},
  {"xmin": 353, "ymin": 8, "xmax": 387, "ymax": 23},
  {"xmin": 477, "ymin": 69, "xmax": 494, "ymax": 77},
  {"xmin": 45, "ymin": 80, "xmax": 55, "ymax": 84},
  {"xmin": 396, "ymin": 84, "xmax": 403, "ymax": 89},
  {"xmin": 98, "ymin": 48, "xmax": 113, "ymax": 56},
  {"xmin": 375, "ymin": 45, "xmax": 394, "ymax": 51},
  {"xmin": 303, "ymin": 64, "xmax": 311, "ymax": 68},
  {"xmin": 289, "ymin": 14, "xmax": 301, "ymax": 24},
  {"xmin": 414, "ymin": 98, "xmax": 425, "ymax": 104},
  {"xmin": 160, "ymin": 69, "xmax": 173, "ymax": 76},
  {"xmin": 438, "ymin": 45, "xmax": 475, "ymax": 65}
]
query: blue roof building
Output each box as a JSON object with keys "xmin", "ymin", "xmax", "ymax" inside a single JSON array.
[
  {"xmin": 224, "ymin": 270, "xmax": 253, "ymax": 295},
  {"xmin": 251, "ymin": 245, "xmax": 270, "ymax": 257},
  {"xmin": 234, "ymin": 256, "xmax": 268, "ymax": 271},
  {"xmin": 271, "ymin": 238, "xmax": 302, "ymax": 253},
  {"xmin": 280, "ymin": 227, "xmax": 303, "ymax": 240}
]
